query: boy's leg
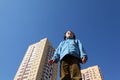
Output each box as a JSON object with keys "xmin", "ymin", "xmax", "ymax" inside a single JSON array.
[
  {"xmin": 60, "ymin": 60, "xmax": 70, "ymax": 80},
  {"xmin": 70, "ymin": 58, "xmax": 82, "ymax": 80}
]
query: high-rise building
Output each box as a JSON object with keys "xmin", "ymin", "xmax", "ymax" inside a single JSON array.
[
  {"xmin": 14, "ymin": 38, "xmax": 58, "ymax": 80},
  {"xmin": 81, "ymin": 65, "xmax": 104, "ymax": 80}
]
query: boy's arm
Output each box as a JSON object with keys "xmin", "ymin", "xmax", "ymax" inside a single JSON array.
[
  {"xmin": 50, "ymin": 41, "xmax": 64, "ymax": 63},
  {"xmin": 48, "ymin": 49, "xmax": 60, "ymax": 64},
  {"xmin": 77, "ymin": 39, "xmax": 88, "ymax": 63}
]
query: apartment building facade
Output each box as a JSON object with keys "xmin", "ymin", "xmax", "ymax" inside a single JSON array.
[
  {"xmin": 14, "ymin": 38, "xmax": 58, "ymax": 80},
  {"xmin": 81, "ymin": 65, "xmax": 103, "ymax": 80}
]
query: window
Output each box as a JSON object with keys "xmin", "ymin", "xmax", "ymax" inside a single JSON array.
[
  {"xmin": 18, "ymin": 74, "xmax": 22, "ymax": 77},
  {"xmin": 17, "ymin": 78, "xmax": 21, "ymax": 80},
  {"xmin": 32, "ymin": 78, "xmax": 34, "ymax": 80},
  {"xmin": 23, "ymin": 76, "xmax": 27, "ymax": 79}
]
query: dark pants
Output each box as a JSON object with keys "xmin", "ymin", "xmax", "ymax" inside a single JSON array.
[{"xmin": 60, "ymin": 55, "xmax": 82, "ymax": 80}]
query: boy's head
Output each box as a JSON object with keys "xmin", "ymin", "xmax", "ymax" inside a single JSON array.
[{"xmin": 64, "ymin": 30, "xmax": 76, "ymax": 40}]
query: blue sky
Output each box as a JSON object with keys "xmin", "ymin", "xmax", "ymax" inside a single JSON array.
[{"xmin": 0, "ymin": 0, "xmax": 120, "ymax": 80}]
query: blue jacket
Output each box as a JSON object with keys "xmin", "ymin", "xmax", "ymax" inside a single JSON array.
[{"xmin": 52, "ymin": 38, "xmax": 87, "ymax": 63}]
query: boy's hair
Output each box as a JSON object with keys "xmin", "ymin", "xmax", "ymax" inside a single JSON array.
[{"xmin": 64, "ymin": 31, "xmax": 76, "ymax": 40}]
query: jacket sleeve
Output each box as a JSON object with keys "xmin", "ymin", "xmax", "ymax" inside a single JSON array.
[
  {"xmin": 77, "ymin": 39, "xmax": 88, "ymax": 59},
  {"xmin": 52, "ymin": 41, "xmax": 63, "ymax": 63}
]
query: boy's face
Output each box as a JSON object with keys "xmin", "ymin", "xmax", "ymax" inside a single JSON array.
[{"xmin": 65, "ymin": 31, "xmax": 74, "ymax": 38}]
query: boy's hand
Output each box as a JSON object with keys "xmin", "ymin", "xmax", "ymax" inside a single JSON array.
[
  {"xmin": 48, "ymin": 59, "xmax": 55, "ymax": 64},
  {"xmin": 81, "ymin": 57, "xmax": 87, "ymax": 64}
]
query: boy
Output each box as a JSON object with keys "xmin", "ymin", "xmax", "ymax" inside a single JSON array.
[{"xmin": 48, "ymin": 30, "xmax": 88, "ymax": 80}]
